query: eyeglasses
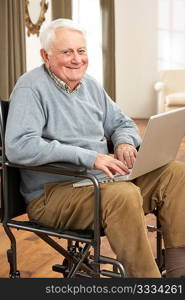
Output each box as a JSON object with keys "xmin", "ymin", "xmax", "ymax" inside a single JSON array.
[{"xmin": 54, "ymin": 47, "xmax": 87, "ymax": 57}]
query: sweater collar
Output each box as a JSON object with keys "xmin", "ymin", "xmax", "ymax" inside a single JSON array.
[{"xmin": 46, "ymin": 67, "xmax": 81, "ymax": 94}]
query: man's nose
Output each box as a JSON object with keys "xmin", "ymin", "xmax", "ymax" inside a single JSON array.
[{"xmin": 71, "ymin": 52, "xmax": 81, "ymax": 63}]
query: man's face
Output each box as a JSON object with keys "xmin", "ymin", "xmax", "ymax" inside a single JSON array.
[{"xmin": 41, "ymin": 27, "xmax": 88, "ymax": 89}]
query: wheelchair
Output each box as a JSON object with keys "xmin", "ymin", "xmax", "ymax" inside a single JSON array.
[{"xmin": 0, "ymin": 99, "xmax": 165, "ymax": 278}]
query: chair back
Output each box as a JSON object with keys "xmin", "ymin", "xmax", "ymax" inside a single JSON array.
[
  {"xmin": 0, "ymin": 99, "xmax": 26, "ymax": 221},
  {"xmin": 159, "ymin": 69, "xmax": 185, "ymax": 95}
]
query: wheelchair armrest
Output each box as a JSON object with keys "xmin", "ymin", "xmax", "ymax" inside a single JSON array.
[
  {"xmin": 5, "ymin": 160, "xmax": 102, "ymax": 256},
  {"xmin": 6, "ymin": 161, "xmax": 87, "ymax": 177}
]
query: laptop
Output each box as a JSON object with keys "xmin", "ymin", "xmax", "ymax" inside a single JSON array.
[{"xmin": 73, "ymin": 107, "xmax": 185, "ymax": 187}]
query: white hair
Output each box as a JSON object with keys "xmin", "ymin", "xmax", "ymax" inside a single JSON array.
[{"xmin": 39, "ymin": 18, "xmax": 87, "ymax": 52}]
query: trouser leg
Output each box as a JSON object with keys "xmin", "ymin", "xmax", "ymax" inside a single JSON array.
[
  {"xmin": 99, "ymin": 181, "xmax": 160, "ymax": 277},
  {"xmin": 135, "ymin": 161, "xmax": 185, "ymax": 277},
  {"xmin": 135, "ymin": 161, "xmax": 185, "ymax": 248},
  {"xmin": 27, "ymin": 180, "xmax": 160, "ymax": 277}
]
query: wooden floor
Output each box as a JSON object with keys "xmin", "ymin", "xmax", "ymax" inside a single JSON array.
[{"xmin": 0, "ymin": 119, "xmax": 185, "ymax": 278}]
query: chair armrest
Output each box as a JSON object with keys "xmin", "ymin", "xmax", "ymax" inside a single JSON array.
[
  {"xmin": 5, "ymin": 161, "xmax": 87, "ymax": 177},
  {"xmin": 154, "ymin": 81, "xmax": 165, "ymax": 91},
  {"xmin": 5, "ymin": 161, "xmax": 102, "ymax": 252},
  {"xmin": 6, "ymin": 161, "xmax": 101, "ymax": 236}
]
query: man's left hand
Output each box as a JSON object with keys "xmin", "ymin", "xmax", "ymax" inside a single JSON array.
[{"xmin": 114, "ymin": 143, "xmax": 137, "ymax": 169}]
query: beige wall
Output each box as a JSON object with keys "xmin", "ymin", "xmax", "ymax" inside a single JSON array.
[{"xmin": 115, "ymin": 0, "xmax": 158, "ymax": 118}]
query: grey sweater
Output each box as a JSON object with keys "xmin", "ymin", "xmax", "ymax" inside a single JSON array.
[{"xmin": 5, "ymin": 65, "xmax": 141, "ymax": 203}]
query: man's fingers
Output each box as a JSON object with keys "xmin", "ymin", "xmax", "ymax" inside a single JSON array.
[
  {"xmin": 116, "ymin": 151, "xmax": 125, "ymax": 163},
  {"xmin": 112, "ymin": 161, "xmax": 129, "ymax": 174},
  {"xmin": 101, "ymin": 166, "xmax": 115, "ymax": 178},
  {"xmin": 123, "ymin": 151, "xmax": 136, "ymax": 169},
  {"xmin": 116, "ymin": 145, "xmax": 137, "ymax": 168},
  {"xmin": 93, "ymin": 153, "xmax": 130, "ymax": 177}
]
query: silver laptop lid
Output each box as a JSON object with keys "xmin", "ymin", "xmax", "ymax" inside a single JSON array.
[{"xmin": 129, "ymin": 107, "xmax": 185, "ymax": 180}]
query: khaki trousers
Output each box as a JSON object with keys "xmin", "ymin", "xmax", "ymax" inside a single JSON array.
[{"xmin": 27, "ymin": 161, "xmax": 185, "ymax": 277}]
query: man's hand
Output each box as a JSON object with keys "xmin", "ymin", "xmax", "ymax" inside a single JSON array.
[
  {"xmin": 114, "ymin": 143, "xmax": 137, "ymax": 169},
  {"xmin": 93, "ymin": 154, "xmax": 129, "ymax": 178}
]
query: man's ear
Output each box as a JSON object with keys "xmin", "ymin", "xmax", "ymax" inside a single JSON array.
[{"xmin": 40, "ymin": 49, "xmax": 50, "ymax": 68}]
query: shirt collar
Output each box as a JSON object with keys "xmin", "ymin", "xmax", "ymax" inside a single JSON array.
[{"xmin": 47, "ymin": 68, "xmax": 81, "ymax": 94}]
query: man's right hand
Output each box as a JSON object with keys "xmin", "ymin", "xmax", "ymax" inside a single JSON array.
[{"xmin": 93, "ymin": 154, "xmax": 130, "ymax": 178}]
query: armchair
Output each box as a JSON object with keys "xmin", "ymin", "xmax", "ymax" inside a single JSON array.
[{"xmin": 154, "ymin": 69, "xmax": 185, "ymax": 113}]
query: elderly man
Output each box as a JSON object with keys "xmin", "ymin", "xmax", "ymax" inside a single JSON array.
[{"xmin": 5, "ymin": 19, "xmax": 185, "ymax": 277}]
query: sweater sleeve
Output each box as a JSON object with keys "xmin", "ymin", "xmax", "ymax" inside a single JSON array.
[
  {"xmin": 5, "ymin": 87, "xmax": 98, "ymax": 168},
  {"xmin": 102, "ymin": 90, "xmax": 142, "ymax": 149}
]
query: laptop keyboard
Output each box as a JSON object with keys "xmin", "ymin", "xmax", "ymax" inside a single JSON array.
[{"xmin": 73, "ymin": 172, "xmax": 131, "ymax": 188}]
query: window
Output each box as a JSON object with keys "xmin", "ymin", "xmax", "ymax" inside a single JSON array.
[
  {"xmin": 158, "ymin": 0, "xmax": 185, "ymax": 70},
  {"xmin": 72, "ymin": 0, "xmax": 103, "ymax": 84}
]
